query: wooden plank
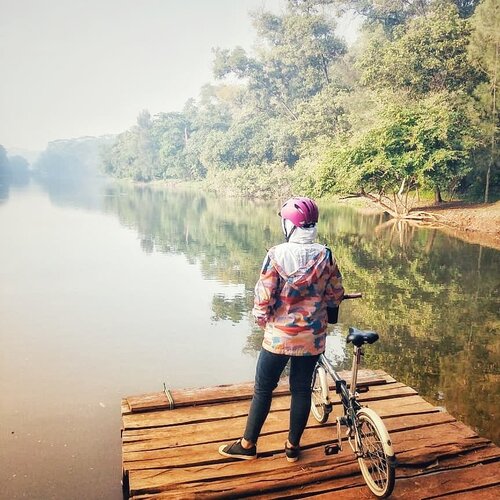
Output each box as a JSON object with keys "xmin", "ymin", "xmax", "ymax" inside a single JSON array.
[
  {"xmin": 306, "ymin": 461, "xmax": 500, "ymax": 500},
  {"xmin": 122, "ymin": 389, "xmax": 431, "ymax": 432},
  {"xmin": 123, "ymin": 419, "xmax": 484, "ymax": 476},
  {"xmin": 123, "ymin": 413, "xmax": 455, "ymax": 462},
  {"xmin": 122, "ymin": 381, "xmax": 417, "ymax": 443},
  {"xmin": 122, "ymin": 399, "xmax": 131, "ymax": 413},
  {"xmin": 393, "ymin": 420, "xmax": 481, "ymax": 464},
  {"xmin": 123, "ymin": 413, "xmax": 332, "ymax": 452},
  {"xmin": 123, "ymin": 394, "xmax": 291, "ymax": 430},
  {"xmin": 129, "ymin": 445, "xmax": 500, "ymax": 499},
  {"xmin": 122, "ymin": 374, "xmax": 500, "ymax": 500},
  {"xmin": 367, "ymin": 394, "xmax": 437, "ymax": 418},
  {"xmin": 123, "ymin": 393, "xmax": 443, "ymax": 495},
  {"xmin": 395, "ymin": 462, "xmax": 500, "ymax": 499},
  {"xmin": 127, "ymin": 447, "xmax": 361, "ymax": 497},
  {"xmin": 257, "ymin": 445, "xmax": 500, "ymax": 500},
  {"xmin": 124, "ymin": 369, "xmax": 392, "ymax": 413},
  {"xmin": 122, "ymin": 403, "xmax": 449, "ymax": 455},
  {"xmin": 433, "ymin": 485, "xmax": 500, "ymax": 499},
  {"xmin": 126, "ymin": 420, "xmax": 490, "ymax": 496},
  {"xmin": 128, "ymin": 443, "xmax": 499, "ymax": 499}
]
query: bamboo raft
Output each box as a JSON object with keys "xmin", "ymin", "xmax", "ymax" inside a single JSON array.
[{"xmin": 121, "ymin": 370, "xmax": 500, "ymax": 499}]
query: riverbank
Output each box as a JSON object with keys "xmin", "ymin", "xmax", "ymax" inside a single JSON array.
[
  {"xmin": 419, "ymin": 201, "xmax": 500, "ymax": 250},
  {"xmin": 339, "ymin": 197, "xmax": 500, "ymax": 250}
]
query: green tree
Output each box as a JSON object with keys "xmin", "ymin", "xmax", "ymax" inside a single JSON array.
[
  {"xmin": 305, "ymin": 1, "xmax": 480, "ymax": 27},
  {"xmin": 134, "ymin": 110, "xmax": 156, "ymax": 181},
  {"xmin": 180, "ymin": 85, "xmax": 235, "ymax": 178},
  {"xmin": 293, "ymin": 83, "xmax": 350, "ymax": 144},
  {"xmin": 99, "ymin": 0, "xmax": 492, "ymax": 205},
  {"xmin": 213, "ymin": 4, "xmax": 345, "ymax": 120},
  {"xmin": 317, "ymin": 92, "xmax": 480, "ymax": 213},
  {"xmin": 36, "ymin": 136, "xmax": 111, "ymax": 179},
  {"xmin": 357, "ymin": 2, "xmax": 481, "ymax": 95},
  {"xmin": 469, "ymin": 0, "xmax": 500, "ymax": 202},
  {"xmin": 102, "ymin": 110, "xmax": 158, "ymax": 181},
  {"xmin": 152, "ymin": 112, "xmax": 190, "ymax": 179},
  {"xmin": 199, "ymin": 113, "xmax": 299, "ymax": 171}
]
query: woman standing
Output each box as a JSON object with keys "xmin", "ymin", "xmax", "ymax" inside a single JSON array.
[{"xmin": 219, "ymin": 197, "xmax": 344, "ymax": 462}]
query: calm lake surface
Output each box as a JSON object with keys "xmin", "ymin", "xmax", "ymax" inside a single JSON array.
[{"xmin": 0, "ymin": 177, "xmax": 498, "ymax": 499}]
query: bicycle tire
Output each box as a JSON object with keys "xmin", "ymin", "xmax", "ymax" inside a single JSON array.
[
  {"xmin": 310, "ymin": 365, "xmax": 330, "ymax": 424},
  {"xmin": 355, "ymin": 408, "xmax": 396, "ymax": 498}
]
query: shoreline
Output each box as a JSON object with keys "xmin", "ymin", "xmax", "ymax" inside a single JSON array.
[
  {"xmin": 419, "ymin": 201, "xmax": 500, "ymax": 250},
  {"xmin": 406, "ymin": 202, "xmax": 499, "ymax": 251},
  {"xmin": 123, "ymin": 179, "xmax": 500, "ymax": 250},
  {"xmin": 337, "ymin": 197, "xmax": 500, "ymax": 250}
]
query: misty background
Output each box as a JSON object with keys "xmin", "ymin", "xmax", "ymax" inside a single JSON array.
[{"xmin": 0, "ymin": 0, "xmax": 359, "ymax": 157}]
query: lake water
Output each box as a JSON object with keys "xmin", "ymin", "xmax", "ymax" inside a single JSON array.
[{"xmin": 0, "ymin": 177, "xmax": 498, "ymax": 499}]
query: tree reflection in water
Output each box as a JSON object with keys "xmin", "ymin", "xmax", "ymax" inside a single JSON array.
[{"xmin": 102, "ymin": 184, "xmax": 498, "ymax": 444}]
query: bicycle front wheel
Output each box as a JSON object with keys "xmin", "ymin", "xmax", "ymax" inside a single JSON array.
[
  {"xmin": 310, "ymin": 364, "xmax": 330, "ymax": 423},
  {"xmin": 355, "ymin": 408, "xmax": 396, "ymax": 498}
]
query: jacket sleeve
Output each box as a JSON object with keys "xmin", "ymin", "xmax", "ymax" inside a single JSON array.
[
  {"xmin": 252, "ymin": 252, "xmax": 280, "ymax": 324},
  {"xmin": 325, "ymin": 255, "xmax": 344, "ymax": 307}
]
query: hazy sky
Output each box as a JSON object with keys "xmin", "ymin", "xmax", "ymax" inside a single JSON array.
[{"xmin": 0, "ymin": 0, "xmax": 359, "ymax": 152}]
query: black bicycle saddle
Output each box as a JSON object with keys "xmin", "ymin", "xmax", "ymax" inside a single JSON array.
[{"xmin": 346, "ymin": 327, "xmax": 379, "ymax": 347}]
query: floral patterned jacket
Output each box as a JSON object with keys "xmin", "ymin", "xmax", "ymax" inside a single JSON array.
[{"xmin": 252, "ymin": 238, "xmax": 344, "ymax": 356}]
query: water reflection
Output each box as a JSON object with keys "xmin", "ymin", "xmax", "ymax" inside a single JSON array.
[
  {"xmin": 21, "ymin": 177, "xmax": 499, "ymax": 444},
  {"xmin": 1, "ymin": 174, "xmax": 496, "ymax": 500},
  {"xmin": 97, "ymin": 183, "xmax": 499, "ymax": 444},
  {"xmin": 35, "ymin": 174, "xmax": 110, "ymax": 211}
]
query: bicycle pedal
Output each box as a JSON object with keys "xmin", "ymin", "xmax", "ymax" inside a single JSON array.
[{"xmin": 324, "ymin": 444, "xmax": 340, "ymax": 455}]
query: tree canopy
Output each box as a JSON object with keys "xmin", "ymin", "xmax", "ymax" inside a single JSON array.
[{"xmin": 101, "ymin": 0, "xmax": 499, "ymax": 211}]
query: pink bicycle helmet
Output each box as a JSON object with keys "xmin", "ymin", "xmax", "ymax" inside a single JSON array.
[{"xmin": 279, "ymin": 197, "xmax": 319, "ymax": 227}]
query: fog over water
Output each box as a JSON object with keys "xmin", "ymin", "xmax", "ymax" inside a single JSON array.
[{"xmin": 0, "ymin": 179, "xmax": 259, "ymax": 498}]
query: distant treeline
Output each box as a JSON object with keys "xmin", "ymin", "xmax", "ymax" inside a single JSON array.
[
  {"xmin": 101, "ymin": 0, "xmax": 499, "ymax": 214},
  {"xmin": 0, "ymin": 145, "xmax": 30, "ymax": 184},
  {"xmin": 34, "ymin": 136, "xmax": 114, "ymax": 180}
]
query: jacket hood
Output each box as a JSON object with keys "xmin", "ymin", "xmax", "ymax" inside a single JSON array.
[{"xmin": 269, "ymin": 242, "xmax": 328, "ymax": 288}]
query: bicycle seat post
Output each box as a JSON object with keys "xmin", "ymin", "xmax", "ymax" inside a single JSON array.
[{"xmin": 350, "ymin": 345, "xmax": 362, "ymax": 397}]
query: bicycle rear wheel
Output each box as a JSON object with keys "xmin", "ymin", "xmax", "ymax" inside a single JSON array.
[
  {"xmin": 310, "ymin": 364, "xmax": 330, "ymax": 423},
  {"xmin": 355, "ymin": 408, "xmax": 395, "ymax": 498}
]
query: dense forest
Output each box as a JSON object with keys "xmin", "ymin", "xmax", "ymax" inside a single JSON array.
[{"xmin": 101, "ymin": 0, "xmax": 499, "ymax": 215}]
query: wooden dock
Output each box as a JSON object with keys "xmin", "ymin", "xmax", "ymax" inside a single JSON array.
[{"xmin": 121, "ymin": 370, "xmax": 500, "ymax": 499}]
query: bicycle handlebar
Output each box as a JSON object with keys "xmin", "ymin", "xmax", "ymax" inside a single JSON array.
[{"xmin": 343, "ymin": 293, "xmax": 362, "ymax": 300}]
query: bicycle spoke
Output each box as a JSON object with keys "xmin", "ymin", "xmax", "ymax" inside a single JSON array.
[
  {"xmin": 362, "ymin": 430, "xmax": 386, "ymax": 477},
  {"xmin": 358, "ymin": 416, "xmax": 391, "ymax": 492},
  {"xmin": 310, "ymin": 366, "xmax": 329, "ymax": 424}
]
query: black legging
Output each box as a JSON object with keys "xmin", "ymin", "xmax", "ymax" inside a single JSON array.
[{"xmin": 243, "ymin": 348, "xmax": 319, "ymax": 446}]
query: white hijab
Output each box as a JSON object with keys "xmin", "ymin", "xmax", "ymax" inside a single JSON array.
[{"xmin": 276, "ymin": 219, "xmax": 323, "ymax": 276}]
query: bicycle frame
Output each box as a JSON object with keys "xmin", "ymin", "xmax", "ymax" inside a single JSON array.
[
  {"xmin": 311, "ymin": 310, "xmax": 396, "ymax": 497},
  {"xmin": 317, "ymin": 345, "xmax": 366, "ymax": 453},
  {"xmin": 318, "ymin": 345, "xmax": 363, "ymax": 409},
  {"xmin": 319, "ymin": 292, "xmax": 365, "ymax": 421}
]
